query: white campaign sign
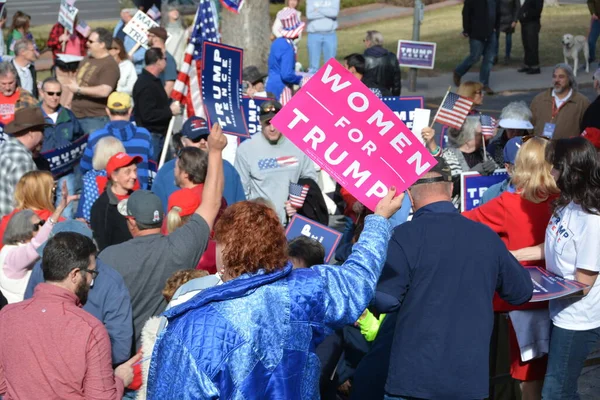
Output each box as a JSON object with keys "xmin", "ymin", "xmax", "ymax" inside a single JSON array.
[
  {"xmin": 123, "ymin": 10, "xmax": 159, "ymax": 49},
  {"xmin": 58, "ymin": 0, "xmax": 79, "ymax": 33}
]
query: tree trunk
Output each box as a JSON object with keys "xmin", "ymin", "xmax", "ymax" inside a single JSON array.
[{"xmin": 221, "ymin": 1, "xmax": 271, "ymax": 72}]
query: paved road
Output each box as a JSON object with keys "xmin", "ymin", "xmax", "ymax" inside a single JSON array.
[{"xmin": 7, "ymin": 0, "xmax": 121, "ymax": 26}]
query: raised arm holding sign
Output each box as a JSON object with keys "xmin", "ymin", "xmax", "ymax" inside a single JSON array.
[{"xmin": 123, "ymin": 10, "xmax": 159, "ymax": 55}]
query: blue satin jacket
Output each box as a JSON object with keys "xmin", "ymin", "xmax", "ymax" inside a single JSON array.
[{"xmin": 147, "ymin": 215, "xmax": 391, "ymax": 399}]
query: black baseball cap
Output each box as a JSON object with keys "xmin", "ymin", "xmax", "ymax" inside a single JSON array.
[
  {"xmin": 259, "ymin": 100, "xmax": 282, "ymax": 124},
  {"xmin": 412, "ymin": 156, "xmax": 452, "ymax": 185}
]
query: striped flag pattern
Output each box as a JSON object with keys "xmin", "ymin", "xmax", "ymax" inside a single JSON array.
[
  {"xmin": 171, "ymin": 0, "xmax": 220, "ymax": 117},
  {"xmin": 434, "ymin": 92, "xmax": 474, "ymax": 130},
  {"xmin": 480, "ymin": 114, "xmax": 497, "ymax": 137},
  {"xmin": 289, "ymin": 183, "xmax": 309, "ymax": 209},
  {"xmin": 75, "ymin": 20, "xmax": 91, "ymax": 38}
]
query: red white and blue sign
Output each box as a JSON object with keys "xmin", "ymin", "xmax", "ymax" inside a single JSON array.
[
  {"xmin": 42, "ymin": 134, "xmax": 88, "ymax": 178},
  {"xmin": 240, "ymin": 96, "xmax": 274, "ymax": 142},
  {"xmin": 381, "ymin": 96, "xmax": 424, "ymax": 131},
  {"xmin": 460, "ymin": 169, "xmax": 509, "ymax": 212},
  {"xmin": 201, "ymin": 41, "xmax": 248, "ymax": 138},
  {"xmin": 285, "ymin": 214, "xmax": 342, "ymax": 263},
  {"xmin": 527, "ymin": 266, "xmax": 590, "ymax": 302},
  {"xmin": 397, "ymin": 40, "xmax": 436, "ymax": 70}
]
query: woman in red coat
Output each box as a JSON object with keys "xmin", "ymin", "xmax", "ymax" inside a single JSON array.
[{"xmin": 463, "ymin": 136, "xmax": 559, "ymax": 400}]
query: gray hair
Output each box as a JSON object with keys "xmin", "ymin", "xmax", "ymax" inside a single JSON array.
[
  {"xmin": 13, "ymin": 39, "xmax": 33, "ymax": 57},
  {"xmin": 448, "ymin": 115, "xmax": 481, "ymax": 147},
  {"xmin": 0, "ymin": 61, "xmax": 17, "ymax": 79},
  {"xmin": 365, "ymin": 30, "xmax": 384, "ymax": 46},
  {"xmin": 554, "ymin": 63, "xmax": 578, "ymax": 91},
  {"xmin": 123, "ymin": 8, "xmax": 138, "ymax": 17},
  {"xmin": 3, "ymin": 209, "xmax": 36, "ymax": 245},
  {"xmin": 499, "ymin": 101, "xmax": 532, "ymax": 122},
  {"xmin": 92, "ymin": 136, "xmax": 126, "ymax": 171}
]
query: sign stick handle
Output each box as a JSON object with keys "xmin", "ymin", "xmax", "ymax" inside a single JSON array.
[
  {"xmin": 128, "ymin": 43, "xmax": 141, "ymax": 57},
  {"xmin": 158, "ymin": 113, "xmax": 177, "ymax": 170},
  {"xmin": 429, "ymin": 86, "xmax": 451, "ymax": 129},
  {"xmin": 482, "ymin": 133, "xmax": 488, "ymax": 161},
  {"xmin": 62, "ymin": 41, "xmax": 66, "ymax": 52}
]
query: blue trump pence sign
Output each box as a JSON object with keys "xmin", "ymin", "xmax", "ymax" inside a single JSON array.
[{"xmin": 285, "ymin": 215, "xmax": 342, "ymax": 264}]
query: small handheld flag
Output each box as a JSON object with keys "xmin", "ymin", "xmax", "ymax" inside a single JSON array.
[
  {"xmin": 289, "ymin": 183, "xmax": 309, "ymax": 209},
  {"xmin": 147, "ymin": 5, "xmax": 161, "ymax": 21},
  {"xmin": 433, "ymin": 90, "xmax": 474, "ymax": 130},
  {"xmin": 480, "ymin": 115, "xmax": 497, "ymax": 137},
  {"xmin": 75, "ymin": 20, "xmax": 91, "ymax": 38}
]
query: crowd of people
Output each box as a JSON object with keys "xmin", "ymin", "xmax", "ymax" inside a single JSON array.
[{"xmin": 0, "ymin": 1, "xmax": 598, "ymax": 400}]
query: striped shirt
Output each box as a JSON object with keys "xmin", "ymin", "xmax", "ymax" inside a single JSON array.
[
  {"xmin": 79, "ymin": 121, "xmax": 152, "ymax": 190},
  {"xmin": 0, "ymin": 137, "xmax": 37, "ymax": 217}
]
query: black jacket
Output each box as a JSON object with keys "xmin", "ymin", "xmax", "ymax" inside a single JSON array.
[
  {"xmin": 133, "ymin": 69, "xmax": 173, "ymax": 135},
  {"xmin": 498, "ymin": 0, "xmax": 519, "ymax": 33},
  {"xmin": 462, "ymin": 0, "xmax": 501, "ymax": 41},
  {"xmin": 363, "ymin": 46, "xmax": 401, "ymax": 96},
  {"xmin": 518, "ymin": 0, "xmax": 544, "ymax": 23},
  {"xmin": 13, "ymin": 60, "xmax": 38, "ymax": 98},
  {"xmin": 90, "ymin": 182, "xmax": 133, "ymax": 252},
  {"xmin": 581, "ymin": 95, "xmax": 600, "ymax": 133}
]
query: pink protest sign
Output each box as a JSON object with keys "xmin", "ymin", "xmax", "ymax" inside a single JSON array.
[{"xmin": 271, "ymin": 59, "xmax": 437, "ymax": 211}]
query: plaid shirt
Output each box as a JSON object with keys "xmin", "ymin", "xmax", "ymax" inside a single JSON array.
[
  {"xmin": 0, "ymin": 137, "xmax": 37, "ymax": 217},
  {"xmin": 47, "ymin": 23, "xmax": 87, "ymax": 59}
]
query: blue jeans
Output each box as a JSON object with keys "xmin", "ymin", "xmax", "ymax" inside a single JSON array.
[
  {"xmin": 455, "ymin": 32, "xmax": 497, "ymax": 86},
  {"xmin": 495, "ymin": 31, "xmax": 513, "ymax": 59},
  {"xmin": 307, "ymin": 32, "xmax": 338, "ymax": 73},
  {"xmin": 78, "ymin": 116, "xmax": 109, "ymax": 135},
  {"xmin": 589, "ymin": 18, "xmax": 600, "ymax": 62},
  {"xmin": 542, "ymin": 324, "xmax": 600, "ymax": 400},
  {"xmin": 150, "ymin": 132, "xmax": 173, "ymax": 164},
  {"xmin": 384, "ymin": 395, "xmax": 424, "ymax": 400},
  {"xmin": 54, "ymin": 169, "xmax": 82, "ymax": 219}
]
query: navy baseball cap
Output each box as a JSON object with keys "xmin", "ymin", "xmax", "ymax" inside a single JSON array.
[
  {"xmin": 503, "ymin": 136, "xmax": 523, "ymax": 165},
  {"xmin": 181, "ymin": 116, "xmax": 209, "ymax": 140}
]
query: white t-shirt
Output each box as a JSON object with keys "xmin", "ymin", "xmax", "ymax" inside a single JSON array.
[
  {"xmin": 545, "ymin": 201, "xmax": 600, "ymax": 331},
  {"xmin": 47, "ymin": 111, "xmax": 59, "ymax": 124}
]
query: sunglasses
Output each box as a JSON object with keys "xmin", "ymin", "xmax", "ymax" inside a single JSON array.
[
  {"xmin": 33, "ymin": 219, "xmax": 45, "ymax": 232},
  {"xmin": 522, "ymin": 134, "xmax": 550, "ymax": 143},
  {"xmin": 80, "ymin": 268, "xmax": 99, "ymax": 279},
  {"xmin": 45, "ymin": 91, "xmax": 62, "ymax": 97},
  {"xmin": 260, "ymin": 105, "xmax": 281, "ymax": 115}
]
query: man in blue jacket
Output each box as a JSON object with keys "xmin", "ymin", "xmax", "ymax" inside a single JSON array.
[
  {"xmin": 80, "ymin": 92, "xmax": 153, "ymax": 189},
  {"xmin": 24, "ymin": 220, "xmax": 134, "ymax": 366},
  {"xmin": 152, "ymin": 116, "xmax": 245, "ymax": 212},
  {"xmin": 372, "ymin": 157, "xmax": 533, "ymax": 400},
  {"xmin": 40, "ymin": 78, "xmax": 85, "ymax": 218}
]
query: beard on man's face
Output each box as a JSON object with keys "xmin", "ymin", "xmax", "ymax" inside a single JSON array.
[{"xmin": 75, "ymin": 278, "xmax": 91, "ymax": 306}]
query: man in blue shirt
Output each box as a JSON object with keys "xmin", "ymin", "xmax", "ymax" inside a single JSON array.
[
  {"xmin": 152, "ymin": 116, "xmax": 245, "ymax": 212},
  {"xmin": 373, "ymin": 157, "xmax": 533, "ymax": 400},
  {"xmin": 24, "ymin": 220, "xmax": 134, "ymax": 366}
]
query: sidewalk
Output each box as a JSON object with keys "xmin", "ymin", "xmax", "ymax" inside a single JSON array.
[{"xmin": 405, "ymin": 65, "xmax": 595, "ymax": 100}]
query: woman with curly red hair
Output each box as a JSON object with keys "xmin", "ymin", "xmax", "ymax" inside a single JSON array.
[{"xmin": 148, "ymin": 188, "xmax": 404, "ymax": 398}]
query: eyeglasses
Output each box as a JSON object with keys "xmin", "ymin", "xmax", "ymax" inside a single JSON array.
[
  {"xmin": 80, "ymin": 268, "xmax": 99, "ymax": 279},
  {"xmin": 522, "ymin": 134, "xmax": 551, "ymax": 143},
  {"xmin": 45, "ymin": 91, "xmax": 62, "ymax": 97},
  {"xmin": 33, "ymin": 219, "xmax": 45, "ymax": 232}
]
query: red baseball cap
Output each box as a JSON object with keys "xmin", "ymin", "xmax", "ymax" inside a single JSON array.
[
  {"xmin": 168, "ymin": 188, "xmax": 201, "ymax": 216},
  {"xmin": 106, "ymin": 152, "xmax": 142, "ymax": 176},
  {"xmin": 582, "ymin": 128, "xmax": 600, "ymax": 151}
]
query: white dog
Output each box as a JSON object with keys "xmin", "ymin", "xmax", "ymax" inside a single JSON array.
[{"xmin": 562, "ymin": 33, "xmax": 589, "ymax": 76}]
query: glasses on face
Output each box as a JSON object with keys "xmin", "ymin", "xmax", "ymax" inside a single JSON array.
[
  {"xmin": 33, "ymin": 219, "xmax": 45, "ymax": 232},
  {"xmin": 522, "ymin": 134, "xmax": 550, "ymax": 143},
  {"xmin": 45, "ymin": 91, "xmax": 62, "ymax": 97},
  {"xmin": 80, "ymin": 268, "xmax": 99, "ymax": 279}
]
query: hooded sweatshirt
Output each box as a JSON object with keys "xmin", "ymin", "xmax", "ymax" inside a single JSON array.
[
  {"xmin": 306, "ymin": 0, "xmax": 340, "ymax": 33},
  {"xmin": 80, "ymin": 120, "xmax": 153, "ymax": 189}
]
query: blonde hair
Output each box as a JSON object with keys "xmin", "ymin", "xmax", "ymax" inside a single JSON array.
[
  {"xmin": 511, "ymin": 137, "xmax": 560, "ymax": 203},
  {"xmin": 92, "ymin": 136, "xmax": 126, "ymax": 170},
  {"xmin": 457, "ymin": 81, "xmax": 483, "ymax": 100},
  {"xmin": 166, "ymin": 206, "xmax": 192, "ymax": 234},
  {"xmin": 14, "ymin": 171, "xmax": 56, "ymax": 211}
]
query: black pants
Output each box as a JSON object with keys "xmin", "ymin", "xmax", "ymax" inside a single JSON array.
[{"xmin": 521, "ymin": 20, "xmax": 541, "ymax": 67}]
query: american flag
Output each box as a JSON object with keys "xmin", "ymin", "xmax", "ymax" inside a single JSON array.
[
  {"xmin": 171, "ymin": 0, "xmax": 220, "ymax": 117},
  {"xmin": 258, "ymin": 156, "xmax": 299, "ymax": 171},
  {"xmin": 289, "ymin": 183, "xmax": 309, "ymax": 209},
  {"xmin": 434, "ymin": 91, "xmax": 474, "ymax": 130},
  {"xmin": 147, "ymin": 4, "xmax": 161, "ymax": 21},
  {"xmin": 75, "ymin": 20, "xmax": 91, "ymax": 38},
  {"xmin": 480, "ymin": 114, "xmax": 497, "ymax": 137}
]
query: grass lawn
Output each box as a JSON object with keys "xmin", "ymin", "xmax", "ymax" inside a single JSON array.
[{"xmin": 295, "ymin": 4, "xmax": 591, "ymax": 75}]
